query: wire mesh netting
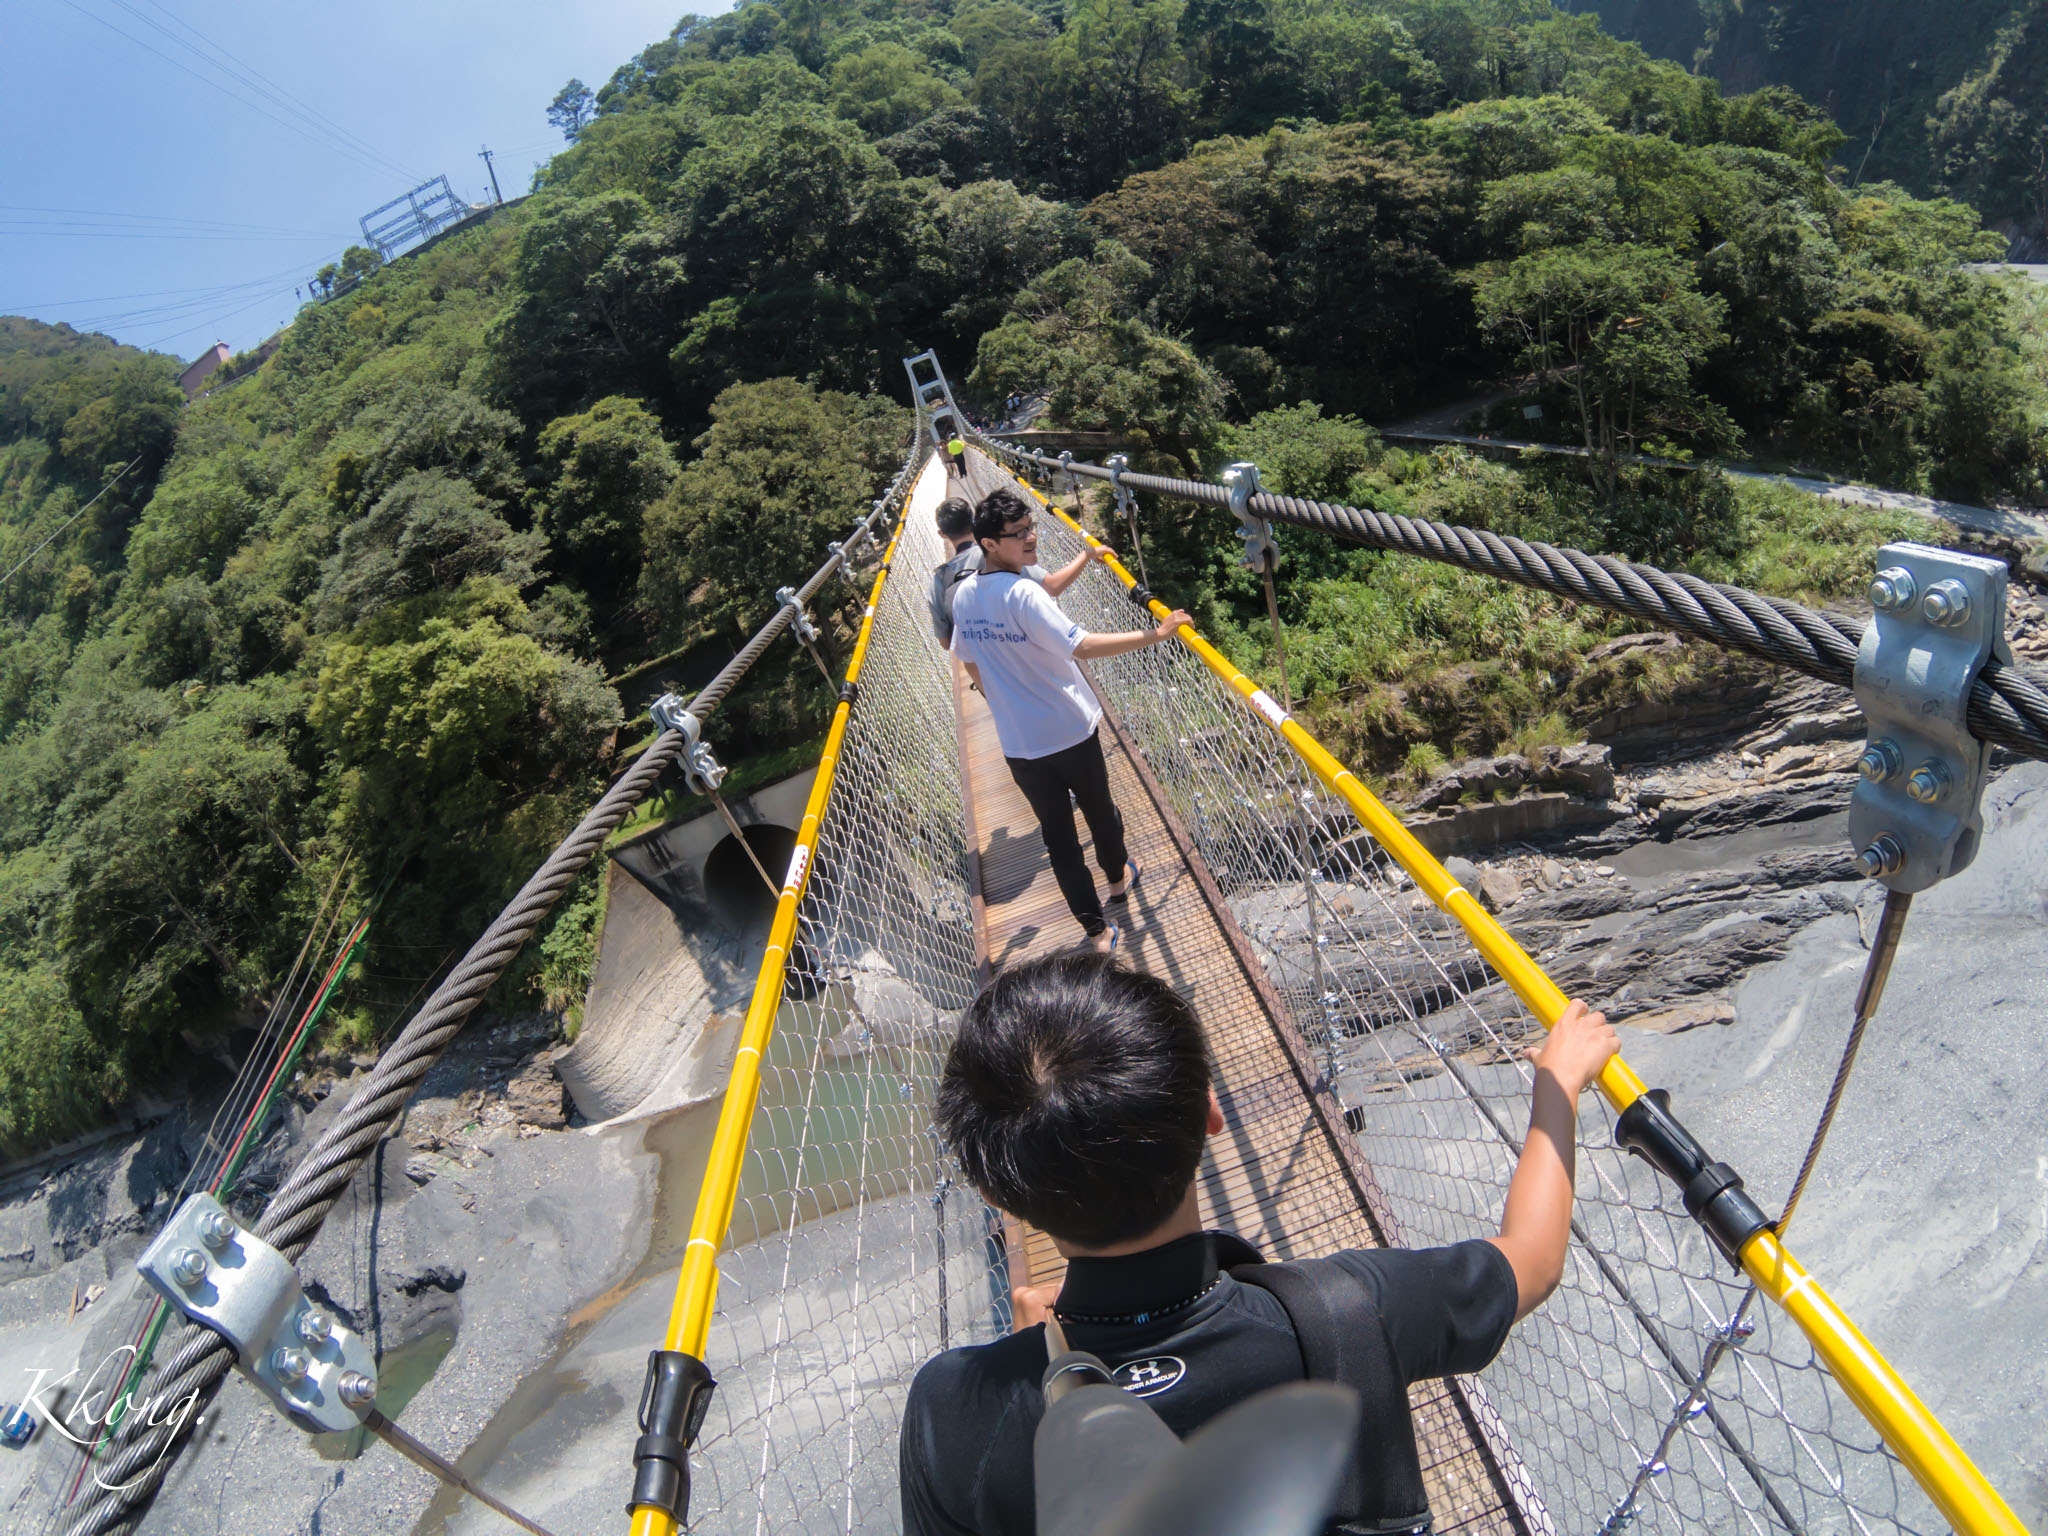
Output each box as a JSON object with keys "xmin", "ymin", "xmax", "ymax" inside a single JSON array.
[
  {"xmin": 684, "ymin": 464, "xmax": 1000, "ymax": 1533},
  {"xmin": 678, "ymin": 443, "xmax": 1937, "ymax": 1536},
  {"xmin": 1009, "ymin": 460, "xmax": 1939, "ymax": 1536}
]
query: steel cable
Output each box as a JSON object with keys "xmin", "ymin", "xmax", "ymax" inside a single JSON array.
[
  {"xmin": 61, "ymin": 445, "xmax": 925, "ymax": 1536},
  {"xmin": 987, "ymin": 440, "xmax": 2048, "ymax": 763}
]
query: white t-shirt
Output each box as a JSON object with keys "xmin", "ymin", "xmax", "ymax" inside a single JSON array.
[{"xmin": 950, "ymin": 569, "xmax": 1101, "ymax": 760}]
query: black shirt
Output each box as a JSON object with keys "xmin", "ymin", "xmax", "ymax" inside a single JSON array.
[{"xmin": 899, "ymin": 1233, "xmax": 1517, "ymax": 1536}]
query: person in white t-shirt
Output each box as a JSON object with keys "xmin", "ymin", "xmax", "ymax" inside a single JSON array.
[
  {"xmin": 927, "ymin": 494, "xmax": 1104, "ymax": 650},
  {"xmin": 951, "ymin": 487, "xmax": 1191, "ymax": 953}
]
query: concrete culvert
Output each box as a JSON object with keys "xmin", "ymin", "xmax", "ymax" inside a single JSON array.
[{"xmin": 703, "ymin": 822, "xmax": 797, "ymax": 937}]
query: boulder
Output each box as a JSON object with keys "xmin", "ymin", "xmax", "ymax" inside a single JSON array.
[
  {"xmin": 506, "ymin": 1055, "xmax": 569, "ymax": 1129},
  {"xmin": 1477, "ymin": 866, "xmax": 1522, "ymax": 911},
  {"xmin": 1530, "ymin": 742, "xmax": 1615, "ymax": 800}
]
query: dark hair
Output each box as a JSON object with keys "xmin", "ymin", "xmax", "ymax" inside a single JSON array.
[
  {"xmin": 935, "ymin": 496, "xmax": 974, "ymax": 539},
  {"xmin": 972, "ymin": 486, "xmax": 1033, "ymax": 547},
  {"xmin": 937, "ymin": 954, "xmax": 1211, "ymax": 1247}
]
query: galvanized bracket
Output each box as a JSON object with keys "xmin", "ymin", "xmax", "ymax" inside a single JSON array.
[
  {"xmin": 1055, "ymin": 449, "xmax": 1075, "ymax": 497},
  {"xmin": 136, "ymin": 1193, "xmax": 376, "ymax": 1435},
  {"xmin": 1105, "ymin": 453, "xmax": 1137, "ymax": 520},
  {"xmin": 775, "ymin": 586, "xmax": 821, "ymax": 646},
  {"xmin": 648, "ymin": 695, "xmax": 727, "ymax": 796},
  {"xmin": 1849, "ymin": 542, "xmax": 2010, "ymax": 892},
  {"xmin": 1223, "ymin": 461, "xmax": 1276, "ymax": 572}
]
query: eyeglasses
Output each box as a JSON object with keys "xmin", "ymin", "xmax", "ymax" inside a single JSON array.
[{"xmin": 992, "ymin": 521, "xmax": 1036, "ymax": 541}]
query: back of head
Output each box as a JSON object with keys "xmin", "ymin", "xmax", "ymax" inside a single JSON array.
[
  {"xmin": 937, "ymin": 953, "xmax": 1211, "ymax": 1248},
  {"xmin": 972, "ymin": 486, "xmax": 1032, "ymax": 546},
  {"xmin": 935, "ymin": 496, "xmax": 974, "ymax": 540}
]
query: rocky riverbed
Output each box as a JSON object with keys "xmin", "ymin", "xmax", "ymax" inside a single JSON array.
[{"xmin": 2, "ymin": 596, "xmax": 2044, "ymax": 1532}]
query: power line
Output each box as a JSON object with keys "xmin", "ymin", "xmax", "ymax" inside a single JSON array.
[
  {"xmin": 0, "ymin": 204, "xmax": 351, "ymax": 238},
  {"xmin": 115, "ymin": 0, "xmax": 426, "ymax": 184},
  {"xmin": 0, "ymin": 461, "xmax": 140, "ymax": 586},
  {"xmin": 50, "ymin": 0, "xmax": 422, "ymax": 187}
]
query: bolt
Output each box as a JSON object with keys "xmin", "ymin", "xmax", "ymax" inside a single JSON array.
[
  {"xmin": 1855, "ymin": 834, "xmax": 1907, "ymax": 879},
  {"xmin": 271, "ymin": 1346, "xmax": 312, "ymax": 1384},
  {"xmin": 338, "ymin": 1371, "xmax": 378, "ymax": 1411},
  {"xmin": 1858, "ymin": 739, "xmax": 1903, "ymax": 783},
  {"xmin": 296, "ymin": 1308, "xmax": 333, "ymax": 1347},
  {"xmin": 169, "ymin": 1248, "xmax": 208, "ymax": 1288},
  {"xmin": 1869, "ymin": 566, "xmax": 1917, "ymax": 611},
  {"xmin": 1922, "ymin": 579, "xmax": 1971, "ymax": 627},
  {"xmin": 197, "ymin": 1209, "xmax": 237, "ymax": 1249},
  {"xmin": 1907, "ymin": 760, "xmax": 1952, "ymax": 804}
]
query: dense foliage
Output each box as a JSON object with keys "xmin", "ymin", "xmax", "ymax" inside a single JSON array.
[
  {"xmin": 1570, "ymin": 0, "xmax": 2048, "ymax": 262},
  {"xmin": 3, "ymin": 0, "xmax": 2039, "ymax": 1151}
]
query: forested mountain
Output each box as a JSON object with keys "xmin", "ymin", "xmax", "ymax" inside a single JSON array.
[
  {"xmin": 3, "ymin": 0, "xmax": 2043, "ymax": 1154},
  {"xmin": 1566, "ymin": 0, "xmax": 2048, "ymax": 258}
]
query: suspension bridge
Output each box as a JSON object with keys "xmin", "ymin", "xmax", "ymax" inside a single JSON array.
[{"xmin": 47, "ymin": 353, "xmax": 2046, "ymax": 1536}]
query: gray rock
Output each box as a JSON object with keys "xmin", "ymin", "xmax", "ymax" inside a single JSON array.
[
  {"xmin": 1531, "ymin": 742, "xmax": 1615, "ymax": 799},
  {"xmin": 1477, "ymin": 866, "xmax": 1522, "ymax": 911},
  {"xmin": 1444, "ymin": 856, "xmax": 1481, "ymax": 889}
]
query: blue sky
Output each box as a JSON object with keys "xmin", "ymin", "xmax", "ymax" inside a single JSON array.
[{"xmin": 1, "ymin": 0, "xmax": 720, "ymax": 363}]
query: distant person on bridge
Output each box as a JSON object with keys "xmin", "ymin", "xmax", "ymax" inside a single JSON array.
[
  {"xmin": 946, "ymin": 430, "xmax": 968, "ymax": 479},
  {"xmin": 950, "ymin": 488, "xmax": 1187, "ymax": 954},
  {"xmin": 900, "ymin": 952, "xmax": 1621, "ymax": 1536},
  {"xmin": 927, "ymin": 495, "xmax": 1107, "ymax": 650}
]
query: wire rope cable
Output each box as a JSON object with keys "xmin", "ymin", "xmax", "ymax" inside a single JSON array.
[
  {"xmin": 58, "ymin": 443, "xmax": 927, "ymax": 1536},
  {"xmin": 980, "ymin": 441, "xmax": 2048, "ymax": 764}
]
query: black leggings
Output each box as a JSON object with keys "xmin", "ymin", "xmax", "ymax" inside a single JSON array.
[{"xmin": 1005, "ymin": 730, "xmax": 1129, "ymax": 937}]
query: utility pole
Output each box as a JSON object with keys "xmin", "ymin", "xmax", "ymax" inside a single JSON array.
[{"xmin": 478, "ymin": 145, "xmax": 503, "ymax": 206}]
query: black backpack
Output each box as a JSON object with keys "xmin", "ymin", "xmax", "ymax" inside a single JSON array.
[{"xmin": 1230, "ymin": 1257, "xmax": 1433, "ymax": 1536}]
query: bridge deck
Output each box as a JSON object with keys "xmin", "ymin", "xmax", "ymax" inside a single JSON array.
[{"xmin": 952, "ymin": 646, "xmax": 1528, "ymax": 1534}]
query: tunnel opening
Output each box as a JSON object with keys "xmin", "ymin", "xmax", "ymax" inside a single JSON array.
[{"xmin": 703, "ymin": 822, "xmax": 799, "ymax": 937}]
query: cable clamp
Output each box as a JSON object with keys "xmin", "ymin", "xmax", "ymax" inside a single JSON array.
[
  {"xmin": 1223, "ymin": 461, "xmax": 1276, "ymax": 572},
  {"xmin": 136, "ymin": 1193, "xmax": 378, "ymax": 1435},
  {"xmin": 1055, "ymin": 448, "xmax": 1075, "ymax": 497},
  {"xmin": 649, "ymin": 696, "xmax": 726, "ymax": 795},
  {"xmin": 1128, "ymin": 582, "xmax": 1155, "ymax": 609},
  {"xmin": 1105, "ymin": 452, "xmax": 1138, "ymax": 518},
  {"xmin": 628, "ymin": 1349, "xmax": 717, "ymax": 1521},
  {"xmin": 775, "ymin": 586, "xmax": 821, "ymax": 646},
  {"xmin": 839, "ymin": 681, "xmax": 860, "ymax": 706},
  {"xmin": 1613, "ymin": 1089, "xmax": 1772, "ymax": 1268},
  {"xmin": 1849, "ymin": 542, "xmax": 2009, "ymax": 893}
]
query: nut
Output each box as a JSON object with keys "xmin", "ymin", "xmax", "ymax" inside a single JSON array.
[
  {"xmin": 1869, "ymin": 567, "xmax": 1917, "ymax": 611},
  {"xmin": 337, "ymin": 1370, "xmax": 378, "ymax": 1410},
  {"xmin": 197, "ymin": 1209, "xmax": 237, "ymax": 1249},
  {"xmin": 1855, "ymin": 834, "xmax": 1907, "ymax": 879},
  {"xmin": 1858, "ymin": 739, "xmax": 1903, "ymax": 783},
  {"xmin": 1921, "ymin": 579, "xmax": 1971, "ymax": 626},
  {"xmin": 169, "ymin": 1248, "xmax": 208, "ymax": 1288},
  {"xmin": 296, "ymin": 1308, "xmax": 333, "ymax": 1347},
  {"xmin": 1906, "ymin": 760, "xmax": 1952, "ymax": 804},
  {"xmin": 271, "ymin": 1347, "xmax": 311, "ymax": 1384}
]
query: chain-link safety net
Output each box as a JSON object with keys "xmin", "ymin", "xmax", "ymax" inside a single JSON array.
[
  {"xmin": 681, "ymin": 462, "xmax": 1000, "ymax": 1533},
  {"xmin": 997, "ymin": 459, "xmax": 1937, "ymax": 1536},
  {"xmin": 673, "ymin": 445, "xmax": 1935, "ymax": 1536}
]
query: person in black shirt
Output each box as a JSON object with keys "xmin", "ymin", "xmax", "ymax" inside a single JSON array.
[{"xmin": 900, "ymin": 953, "xmax": 1620, "ymax": 1536}]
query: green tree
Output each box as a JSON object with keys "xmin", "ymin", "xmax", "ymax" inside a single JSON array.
[
  {"xmin": 532, "ymin": 395, "xmax": 681, "ymax": 598},
  {"xmin": 969, "ymin": 242, "xmax": 1228, "ymax": 462},
  {"xmin": 549, "ymin": 78, "xmax": 598, "ymax": 140},
  {"xmin": 1475, "ymin": 241, "xmax": 1734, "ymax": 489},
  {"xmin": 640, "ymin": 378, "xmax": 909, "ymax": 643}
]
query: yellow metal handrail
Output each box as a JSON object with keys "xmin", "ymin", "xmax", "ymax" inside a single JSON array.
[
  {"xmin": 627, "ymin": 499, "xmax": 913, "ymax": 1536},
  {"xmin": 1006, "ymin": 465, "xmax": 2025, "ymax": 1536}
]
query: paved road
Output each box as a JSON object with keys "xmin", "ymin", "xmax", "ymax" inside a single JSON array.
[{"xmin": 1376, "ymin": 427, "xmax": 2048, "ymax": 543}]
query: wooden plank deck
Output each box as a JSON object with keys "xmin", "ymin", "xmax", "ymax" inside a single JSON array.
[{"xmin": 952, "ymin": 660, "xmax": 1530, "ymax": 1534}]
